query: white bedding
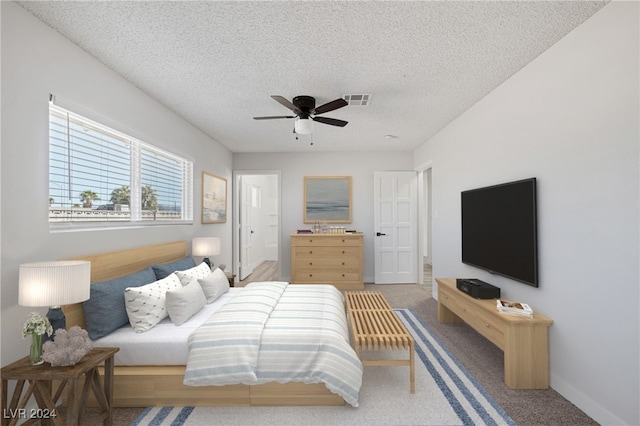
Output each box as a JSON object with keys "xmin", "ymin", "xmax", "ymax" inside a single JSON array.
[
  {"xmin": 93, "ymin": 282, "xmax": 363, "ymax": 406},
  {"xmin": 183, "ymin": 282, "xmax": 363, "ymax": 407},
  {"xmin": 93, "ymin": 288, "xmax": 242, "ymax": 365}
]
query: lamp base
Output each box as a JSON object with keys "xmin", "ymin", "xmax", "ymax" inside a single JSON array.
[
  {"xmin": 202, "ymin": 258, "xmax": 215, "ymax": 269},
  {"xmin": 44, "ymin": 307, "xmax": 66, "ymax": 342}
]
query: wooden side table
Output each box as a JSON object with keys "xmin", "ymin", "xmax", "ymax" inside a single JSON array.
[{"xmin": 1, "ymin": 347, "xmax": 118, "ymax": 426}]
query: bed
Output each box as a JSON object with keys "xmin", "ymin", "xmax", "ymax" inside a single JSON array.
[{"xmin": 62, "ymin": 241, "xmax": 362, "ymax": 407}]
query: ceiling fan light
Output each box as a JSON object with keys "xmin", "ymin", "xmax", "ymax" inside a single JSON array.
[{"xmin": 295, "ymin": 118, "xmax": 313, "ymax": 134}]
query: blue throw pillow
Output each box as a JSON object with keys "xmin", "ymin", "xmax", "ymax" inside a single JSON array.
[
  {"xmin": 82, "ymin": 266, "xmax": 157, "ymax": 340},
  {"xmin": 152, "ymin": 256, "xmax": 196, "ymax": 280}
]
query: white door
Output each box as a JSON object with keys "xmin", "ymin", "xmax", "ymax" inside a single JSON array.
[
  {"xmin": 239, "ymin": 178, "xmax": 254, "ymax": 280},
  {"xmin": 374, "ymin": 171, "xmax": 418, "ymax": 284}
]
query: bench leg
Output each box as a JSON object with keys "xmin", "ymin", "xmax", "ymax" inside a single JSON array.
[{"xmin": 410, "ymin": 341, "xmax": 415, "ymax": 394}]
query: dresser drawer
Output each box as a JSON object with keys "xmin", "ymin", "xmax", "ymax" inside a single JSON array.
[
  {"xmin": 293, "ymin": 246, "xmax": 362, "ymax": 259},
  {"xmin": 292, "ymin": 235, "xmax": 362, "ymax": 247},
  {"xmin": 294, "ymin": 256, "xmax": 361, "ymax": 270},
  {"xmin": 293, "ymin": 270, "xmax": 361, "ymax": 283},
  {"xmin": 440, "ymin": 283, "xmax": 506, "ymax": 348},
  {"xmin": 471, "ymin": 308, "xmax": 506, "ymax": 349},
  {"xmin": 439, "ymin": 285, "xmax": 465, "ymax": 314},
  {"xmin": 448, "ymin": 292, "xmax": 476, "ymax": 324}
]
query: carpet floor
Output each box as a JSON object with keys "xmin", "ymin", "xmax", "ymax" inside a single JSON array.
[
  {"xmin": 96, "ymin": 283, "xmax": 597, "ymax": 425},
  {"xmin": 130, "ymin": 308, "xmax": 515, "ymax": 425}
]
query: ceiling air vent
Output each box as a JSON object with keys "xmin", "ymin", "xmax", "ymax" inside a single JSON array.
[{"xmin": 342, "ymin": 94, "xmax": 371, "ymax": 106}]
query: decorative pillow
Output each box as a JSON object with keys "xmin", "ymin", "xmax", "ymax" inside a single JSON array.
[
  {"xmin": 124, "ymin": 273, "xmax": 182, "ymax": 332},
  {"xmin": 197, "ymin": 267, "xmax": 230, "ymax": 303},
  {"xmin": 82, "ymin": 266, "xmax": 157, "ymax": 340},
  {"xmin": 175, "ymin": 262, "xmax": 212, "ymax": 286},
  {"xmin": 166, "ymin": 278, "xmax": 207, "ymax": 326},
  {"xmin": 152, "ymin": 256, "xmax": 196, "ymax": 280}
]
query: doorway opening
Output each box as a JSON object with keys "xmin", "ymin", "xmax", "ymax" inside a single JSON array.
[
  {"xmin": 417, "ymin": 164, "xmax": 433, "ymax": 295},
  {"xmin": 233, "ymin": 171, "xmax": 281, "ymax": 283}
]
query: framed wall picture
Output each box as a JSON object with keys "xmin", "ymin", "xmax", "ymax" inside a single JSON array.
[
  {"xmin": 202, "ymin": 172, "xmax": 227, "ymax": 223},
  {"xmin": 304, "ymin": 176, "xmax": 352, "ymax": 223}
]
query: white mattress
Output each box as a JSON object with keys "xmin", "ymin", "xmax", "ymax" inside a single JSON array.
[{"xmin": 93, "ymin": 288, "xmax": 241, "ymax": 365}]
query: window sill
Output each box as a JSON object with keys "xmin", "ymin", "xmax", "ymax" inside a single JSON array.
[{"xmin": 49, "ymin": 221, "xmax": 194, "ymax": 233}]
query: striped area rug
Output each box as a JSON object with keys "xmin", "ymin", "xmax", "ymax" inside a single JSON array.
[{"xmin": 132, "ymin": 308, "xmax": 515, "ymax": 426}]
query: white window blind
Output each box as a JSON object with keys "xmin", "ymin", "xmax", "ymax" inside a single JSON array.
[{"xmin": 49, "ymin": 102, "xmax": 193, "ymax": 227}]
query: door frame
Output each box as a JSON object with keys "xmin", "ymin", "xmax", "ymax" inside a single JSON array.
[
  {"xmin": 233, "ymin": 170, "xmax": 281, "ymax": 281},
  {"xmin": 415, "ymin": 160, "xmax": 433, "ymax": 289}
]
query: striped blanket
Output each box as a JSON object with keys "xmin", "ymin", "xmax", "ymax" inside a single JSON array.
[{"xmin": 183, "ymin": 282, "xmax": 363, "ymax": 407}]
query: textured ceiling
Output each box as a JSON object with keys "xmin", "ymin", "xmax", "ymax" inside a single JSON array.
[{"xmin": 17, "ymin": 1, "xmax": 608, "ymax": 153}]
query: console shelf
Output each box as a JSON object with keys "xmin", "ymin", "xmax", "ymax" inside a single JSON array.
[{"xmin": 436, "ymin": 278, "xmax": 553, "ymax": 389}]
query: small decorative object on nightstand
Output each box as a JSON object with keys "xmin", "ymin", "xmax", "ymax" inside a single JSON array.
[
  {"xmin": 42, "ymin": 326, "xmax": 93, "ymax": 367},
  {"xmin": 224, "ymin": 271, "xmax": 236, "ymax": 287},
  {"xmin": 22, "ymin": 312, "xmax": 53, "ymax": 365},
  {"xmin": 1, "ymin": 347, "xmax": 119, "ymax": 425}
]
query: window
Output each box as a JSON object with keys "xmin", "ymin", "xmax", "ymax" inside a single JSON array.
[{"xmin": 49, "ymin": 103, "xmax": 193, "ymax": 228}]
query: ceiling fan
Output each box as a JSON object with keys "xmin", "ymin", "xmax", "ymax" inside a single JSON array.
[{"xmin": 253, "ymin": 95, "xmax": 348, "ymax": 134}]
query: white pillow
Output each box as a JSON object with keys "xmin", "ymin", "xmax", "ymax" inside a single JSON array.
[
  {"xmin": 166, "ymin": 278, "xmax": 206, "ymax": 326},
  {"xmin": 175, "ymin": 262, "xmax": 211, "ymax": 286},
  {"xmin": 197, "ymin": 267, "xmax": 230, "ymax": 303},
  {"xmin": 124, "ymin": 273, "xmax": 182, "ymax": 332}
]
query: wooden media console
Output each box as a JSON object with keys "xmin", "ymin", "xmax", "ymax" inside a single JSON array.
[{"xmin": 436, "ymin": 278, "xmax": 553, "ymax": 389}]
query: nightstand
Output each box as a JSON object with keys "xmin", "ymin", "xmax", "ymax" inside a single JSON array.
[{"xmin": 1, "ymin": 347, "xmax": 119, "ymax": 426}]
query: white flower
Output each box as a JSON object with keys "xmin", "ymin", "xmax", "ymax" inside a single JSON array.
[{"xmin": 22, "ymin": 312, "xmax": 53, "ymax": 338}]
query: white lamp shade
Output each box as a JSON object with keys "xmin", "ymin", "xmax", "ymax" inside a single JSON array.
[
  {"xmin": 192, "ymin": 237, "xmax": 221, "ymax": 257},
  {"xmin": 295, "ymin": 118, "xmax": 313, "ymax": 134},
  {"xmin": 19, "ymin": 260, "xmax": 91, "ymax": 307}
]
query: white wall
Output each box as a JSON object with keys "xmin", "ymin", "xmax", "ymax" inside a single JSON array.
[
  {"xmin": 233, "ymin": 151, "xmax": 414, "ymax": 282},
  {"xmin": 413, "ymin": 2, "xmax": 639, "ymax": 424},
  {"xmin": 1, "ymin": 3, "xmax": 233, "ymax": 366}
]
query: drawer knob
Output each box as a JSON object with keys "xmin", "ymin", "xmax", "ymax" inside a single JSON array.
[
  {"xmin": 309, "ymin": 239, "xmax": 313, "ymax": 243},
  {"xmin": 342, "ymin": 250, "xmax": 345, "ymax": 254},
  {"xmin": 309, "ymin": 274, "xmax": 313, "ymax": 277},
  {"xmin": 309, "ymin": 250, "xmax": 313, "ymax": 254},
  {"xmin": 342, "ymin": 262, "xmax": 345, "ymax": 266},
  {"xmin": 342, "ymin": 274, "xmax": 345, "ymax": 277},
  {"xmin": 309, "ymin": 262, "xmax": 313, "ymax": 266}
]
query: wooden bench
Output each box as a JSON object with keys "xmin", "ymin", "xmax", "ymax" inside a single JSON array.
[{"xmin": 345, "ymin": 291, "xmax": 415, "ymax": 393}]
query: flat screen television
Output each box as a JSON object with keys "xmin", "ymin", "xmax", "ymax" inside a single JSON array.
[{"xmin": 461, "ymin": 177, "xmax": 538, "ymax": 287}]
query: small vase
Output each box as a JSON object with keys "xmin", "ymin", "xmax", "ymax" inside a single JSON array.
[{"xmin": 29, "ymin": 333, "xmax": 43, "ymax": 365}]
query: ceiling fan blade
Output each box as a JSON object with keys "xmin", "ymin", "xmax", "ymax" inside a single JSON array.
[
  {"xmin": 312, "ymin": 116, "xmax": 348, "ymax": 127},
  {"xmin": 271, "ymin": 95, "xmax": 301, "ymax": 114},
  {"xmin": 313, "ymin": 98, "xmax": 348, "ymax": 115},
  {"xmin": 253, "ymin": 115, "xmax": 296, "ymax": 120}
]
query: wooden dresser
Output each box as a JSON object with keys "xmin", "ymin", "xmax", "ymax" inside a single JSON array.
[{"xmin": 290, "ymin": 233, "xmax": 364, "ymax": 291}]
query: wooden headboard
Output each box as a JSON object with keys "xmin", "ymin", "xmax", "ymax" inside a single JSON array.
[{"xmin": 62, "ymin": 240, "xmax": 187, "ymax": 329}]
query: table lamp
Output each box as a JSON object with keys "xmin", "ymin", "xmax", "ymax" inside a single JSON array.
[
  {"xmin": 192, "ymin": 237, "xmax": 221, "ymax": 268},
  {"xmin": 19, "ymin": 260, "xmax": 91, "ymax": 341}
]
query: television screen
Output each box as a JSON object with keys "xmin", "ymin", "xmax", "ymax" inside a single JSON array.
[{"xmin": 461, "ymin": 178, "xmax": 538, "ymax": 287}]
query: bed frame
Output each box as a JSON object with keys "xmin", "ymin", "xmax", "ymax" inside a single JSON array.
[{"xmin": 62, "ymin": 241, "xmax": 344, "ymax": 407}]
